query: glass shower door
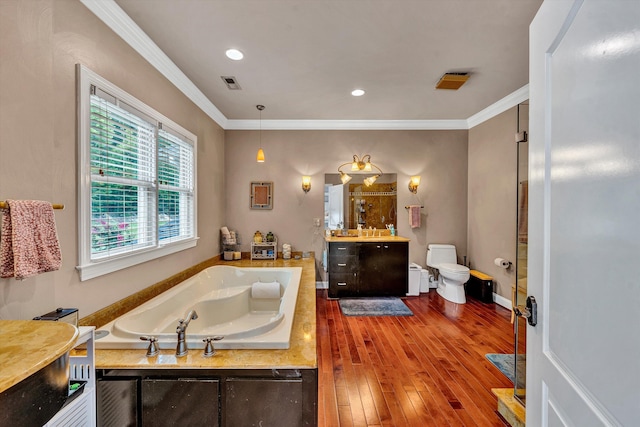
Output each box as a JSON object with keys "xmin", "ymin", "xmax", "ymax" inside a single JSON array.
[{"xmin": 514, "ymin": 102, "xmax": 528, "ymax": 404}]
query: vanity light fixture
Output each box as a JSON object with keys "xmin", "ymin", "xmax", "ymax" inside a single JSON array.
[
  {"xmin": 408, "ymin": 175, "xmax": 421, "ymax": 194},
  {"xmin": 338, "ymin": 154, "xmax": 383, "ymax": 187},
  {"xmin": 302, "ymin": 176, "xmax": 311, "ymax": 193},
  {"xmin": 256, "ymin": 105, "xmax": 265, "ymax": 163},
  {"xmin": 339, "ymin": 171, "xmax": 352, "ymax": 184}
]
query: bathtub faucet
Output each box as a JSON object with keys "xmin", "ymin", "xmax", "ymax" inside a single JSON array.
[{"xmin": 176, "ymin": 309, "xmax": 198, "ymax": 357}]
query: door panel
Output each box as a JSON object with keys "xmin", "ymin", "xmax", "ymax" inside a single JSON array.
[{"xmin": 529, "ymin": 0, "xmax": 640, "ymax": 425}]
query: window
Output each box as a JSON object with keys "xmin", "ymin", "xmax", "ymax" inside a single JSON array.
[{"xmin": 77, "ymin": 65, "xmax": 197, "ymax": 280}]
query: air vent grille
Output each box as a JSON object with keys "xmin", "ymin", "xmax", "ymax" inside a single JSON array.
[
  {"xmin": 221, "ymin": 76, "xmax": 242, "ymax": 90},
  {"xmin": 435, "ymin": 73, "xmax": 470, "ymax": 90}
]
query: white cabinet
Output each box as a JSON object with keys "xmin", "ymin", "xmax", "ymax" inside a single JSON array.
[{"xmin": 45, "ymin": 326, "xmax": 96, "ymax": 427}]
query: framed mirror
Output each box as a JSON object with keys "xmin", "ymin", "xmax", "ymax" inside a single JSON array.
[
  {"xmin": 250, "ymin": 181, "xmax": 273, "ymax": 210},
  {"xmin": 324, "ymin": 174, "xmax": 397, "ymax": 230}
]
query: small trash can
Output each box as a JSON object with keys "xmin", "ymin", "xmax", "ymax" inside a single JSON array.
[
  {"xmin": 420, "ymin": 269, "xmax": 434, "ymax": 292},
  {"xmin": 408, "ymin": 263, "xmax": 422, "ymax": 296}
]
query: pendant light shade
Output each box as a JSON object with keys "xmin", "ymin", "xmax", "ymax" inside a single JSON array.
[{"xmin": 256, "ymin": 105, "xmax": 265, "ymax": 163}]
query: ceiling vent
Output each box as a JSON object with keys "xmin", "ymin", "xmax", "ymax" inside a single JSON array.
[
  {"xmin": 221, "ymin": 76, "xmax": 242, "ymax": 90},
  {"xmin": 435, "ymin": 73, "xmax": 470, "ymax": 90}
]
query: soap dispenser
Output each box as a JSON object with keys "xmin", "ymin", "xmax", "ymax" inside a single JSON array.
[{"xmin": 357, "ymin": 224, "xmax": 363, "ymax": 237}]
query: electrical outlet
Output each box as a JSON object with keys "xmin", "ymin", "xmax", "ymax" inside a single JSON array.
[{"xmin": 313, "ymin": 218, "xmax": 321, "ymax": 227}]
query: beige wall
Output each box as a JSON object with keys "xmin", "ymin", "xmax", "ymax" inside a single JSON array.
[
  {"xmin": 0, "ymin": 0, "xmax": 225, "ymax": 319},
  {"xmin": 225, "ymin": 129, "xmax": 469, "ymax": 280},
  {"xmin": 467, "ymin": 107, "xmax": 518, "ymax": 299}
]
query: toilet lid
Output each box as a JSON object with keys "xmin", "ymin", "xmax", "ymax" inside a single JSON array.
[{"xmin": 438, "ymin": 263, "xmax": 469, "ymax": 273}]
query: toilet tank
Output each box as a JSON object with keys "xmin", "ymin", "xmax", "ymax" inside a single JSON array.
[{"xmin": 426, "ymin": 244, "xmax": 458, "ymax": 267}]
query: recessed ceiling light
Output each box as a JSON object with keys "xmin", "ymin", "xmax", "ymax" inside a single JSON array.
[
  {"xmin": 351, "ymin": 89, "xmax": 365, "ymax": 97},
  {"xmin": 225, "ymin": 49, "xmax": 244, "ymax": 60}
]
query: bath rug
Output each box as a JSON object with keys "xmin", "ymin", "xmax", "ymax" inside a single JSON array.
[
  {"xmin": 339, "ymin": 297, "xmax": 413, "ymax": 317},
  {"xmin": 485, "ymin": 353, "xmax": 526, "ymax": 384}
]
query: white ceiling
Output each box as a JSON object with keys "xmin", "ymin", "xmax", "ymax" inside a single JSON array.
[{"xmin": 109, "ymin": 0, "xmax": 542, "ymax": 127}]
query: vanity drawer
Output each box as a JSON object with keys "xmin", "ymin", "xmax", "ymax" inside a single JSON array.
[
  {"xmin": 328, "ymin": 273, "xmax": 357, "ymax": 298},
  {"xmin": 328, "ymin": 257, "xmax": 357, "ymax": 273},
  {"xmin": 328, "ymin": 243, "xmax": 357, "ymax": 256}
]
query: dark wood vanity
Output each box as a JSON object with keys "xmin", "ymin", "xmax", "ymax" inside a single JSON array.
[{"xmin": 326, "ymin": 236, "xmax": 409, "ymax": 298}]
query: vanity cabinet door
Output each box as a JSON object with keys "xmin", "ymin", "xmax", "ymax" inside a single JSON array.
[
  {"xmin": 97, "ymin": 378, "xmax": 138, "ymax": 427},
  {"xmin": 224, "ymin": 378, "xmax": 303, "ymax": 426},
  {"xmin": 142, "ymin": 378, "xmax": 219, "ymax": 426},
  {"xmin": 358, "ymin": 242, "xmax": 408, "ymax": 297},
  {"xmin": 381, "ymin": 242, "xmax": 409, "ymax": 295}
]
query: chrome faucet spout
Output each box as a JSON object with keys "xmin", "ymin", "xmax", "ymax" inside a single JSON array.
[
  {"xmin": 176, "ymin": 309, "xmax": 198, "ymax": 357},
  {"xmin": 177, "ymin": 309, "xmax": 198, "ymax": 333}
]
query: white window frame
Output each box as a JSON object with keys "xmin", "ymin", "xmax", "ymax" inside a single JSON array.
[{"xmin": 76, "ymin": 64, "xmax": 198, "ymax": 281}]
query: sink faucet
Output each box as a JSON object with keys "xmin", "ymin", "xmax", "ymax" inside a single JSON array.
[{"xmin": 176, "ymin": 309, "xmax": 198, "ymax": 357}]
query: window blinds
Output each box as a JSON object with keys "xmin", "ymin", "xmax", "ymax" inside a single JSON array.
[{"xmin": 88, "ymin": 87, "xmax": 194, "ymax": 259}]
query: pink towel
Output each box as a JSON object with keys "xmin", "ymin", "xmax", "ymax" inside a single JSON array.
[
  {"xmin": 408, "ymin": 205, "xmax": 421, "ymax": 229},
  {"xmin": 0, "ymin": 200, "xmax": 61, "ymax": 280}
]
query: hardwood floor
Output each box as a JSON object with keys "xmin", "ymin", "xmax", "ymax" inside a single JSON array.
[{"xmin": 316, "ymin": 290, "xmax": 515, "ymax": 426}]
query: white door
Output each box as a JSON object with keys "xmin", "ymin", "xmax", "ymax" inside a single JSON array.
[{"xmin": 528, "ymin": 0, "xmax": 640, "ymax": 425}]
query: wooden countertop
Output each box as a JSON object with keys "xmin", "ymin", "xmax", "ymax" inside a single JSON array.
[
  {"xmin": 92, "ymin": 256, "xmax": 317, "ymax": 370},
  {"xmin": 325, "ymin": 235, "xmax": 410, "ymax": 243},
  {"xmin": 0, "ymin": 320, "xmax": 78, "ymax": 393}
]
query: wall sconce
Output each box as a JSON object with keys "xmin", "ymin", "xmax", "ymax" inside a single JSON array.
[
  {"xmin": 302, "ymin": 176, "xmax": 311, "ymax": 193},
  {"xmin": 338, "ymin": 154, "xmax": 383, "ymax": 186},
  {"xmin": 408, "ymin": 175, "xmax": 421, "ymax": 193}
]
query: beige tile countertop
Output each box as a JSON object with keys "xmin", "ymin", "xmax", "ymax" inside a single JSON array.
[
  {"xmin": 324, "ymin": 235, "xmax": 410, "ymax": 243},
  {"xmin": 89, "ymin": 256, "xmax": 317, "ymax": 370},
  {"xmin": 0, "ymin": 320, "xmax": 78, "ymax": 393}
]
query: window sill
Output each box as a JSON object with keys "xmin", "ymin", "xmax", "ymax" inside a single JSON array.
[{"xmin": 76, "ymin": 237, "xmax": 198, "ymax": 281}]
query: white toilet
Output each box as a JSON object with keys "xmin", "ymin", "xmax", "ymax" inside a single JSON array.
[{"xmin": 426, "ymin": 244, "xmax": 470, "ymax": 304}]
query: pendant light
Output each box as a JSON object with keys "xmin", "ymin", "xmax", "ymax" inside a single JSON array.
[{"xmin": 256, "ymin": 105, "xmax": 265, "ymax": 162}]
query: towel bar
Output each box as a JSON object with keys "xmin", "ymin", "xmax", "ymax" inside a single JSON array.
[{"xmin": 0, "ymin": 201, "xmax": 64, "ymax": 210}]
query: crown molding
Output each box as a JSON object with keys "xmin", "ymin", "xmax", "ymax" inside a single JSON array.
[
  {"xmin": 82, "ymin": 0, "xmax": 528, "ymax": 131},
  {"xmin": 79, "ymin": 0, "xmax": 228, "ymax": 128},
  {"xmin": 225, "ymin": 119, "xmax": 469, "ymax": 130},
  {"xmin": 466, "ymin": 85, "xmax": 530, "ymax": 129}
]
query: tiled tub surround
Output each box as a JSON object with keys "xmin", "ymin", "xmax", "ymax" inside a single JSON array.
[{"xmin": 96, "ymin": 265, "xmax": 302, "ymax": 350}]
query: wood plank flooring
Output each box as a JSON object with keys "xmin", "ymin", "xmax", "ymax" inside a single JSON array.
[{"xmin": 317, "ymin": 290, "xmax": 515, "ymax": 427}]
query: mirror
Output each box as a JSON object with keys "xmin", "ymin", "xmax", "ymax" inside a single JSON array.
[{"xmin": 324, "ymin": 174, "xmax": 397, "ymax": 230}]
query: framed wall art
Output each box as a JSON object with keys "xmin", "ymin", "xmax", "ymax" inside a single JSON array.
[{"xmin": 250, "ymin": 181, "xmax": 273, "ymax": 210}]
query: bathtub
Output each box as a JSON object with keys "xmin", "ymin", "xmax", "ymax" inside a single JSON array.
[{"xmin": 95, "ymin": 266, "xmax": 302, "ymax": 350}]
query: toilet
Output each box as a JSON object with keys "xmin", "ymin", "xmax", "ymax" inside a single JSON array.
[{"xmin": 426, "ymin": 244, "xmax": 470, "ymax": 304}]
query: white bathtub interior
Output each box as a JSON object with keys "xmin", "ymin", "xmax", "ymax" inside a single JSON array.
[{"xmin": 95, "ymin": 266, "xmax": 303, "ymax": 350}]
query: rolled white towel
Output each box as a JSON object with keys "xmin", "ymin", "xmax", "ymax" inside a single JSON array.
[
  {"xmin": 251, "ymin": 281, "xmax": 281, "ymax": 299},
  {"xmin": 220, "ymin": 226, "xmax": 231, "ymax": 237}
]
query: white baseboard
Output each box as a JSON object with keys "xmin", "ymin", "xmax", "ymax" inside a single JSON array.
[
  {"xmin": 316, "ymin": 281, "xmax": 328, "ymax": 289},
  {"xmin": 494, "ymin": 292, "xmax": 512, "ymax": 310}
]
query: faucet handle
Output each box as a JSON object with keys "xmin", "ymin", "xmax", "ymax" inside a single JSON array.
[
  {"xmin": 140, "ymin": 335, "xmax": 159, "ymax": 357},
  {"xmin": 203, "ymin": 336, "xmax": 224, "ymax": 357}
]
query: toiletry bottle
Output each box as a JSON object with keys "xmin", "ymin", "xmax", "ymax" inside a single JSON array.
[{"xmin": 357, "ymin": 224, "xmax": 363, "ymax": 237}]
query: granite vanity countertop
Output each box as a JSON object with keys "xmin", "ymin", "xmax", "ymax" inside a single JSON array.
[
  {"xmin": 324, "ymin": 235, "xmax": 410, "ymax": 243},
  {"xmin": 90, "ymin": 256, "xmax": 317, "ymax": 370},
  {"xmin": 0, "ymin": 320, "xmax": 78, "ymax": 393}
]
